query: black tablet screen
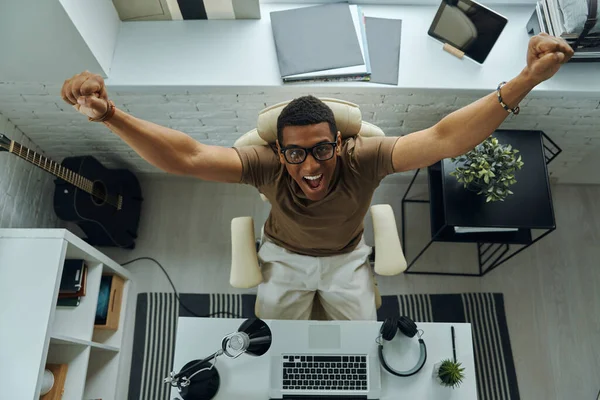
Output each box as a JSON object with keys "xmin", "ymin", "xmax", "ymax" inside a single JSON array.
[{"xmin": 428, "ymin": 0, "xmax": 508, "ymax": 63}]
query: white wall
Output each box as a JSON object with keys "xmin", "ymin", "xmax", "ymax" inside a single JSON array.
[
  {"xmin": 0, "ymin": 115, "xmax": 60, "ymax": 228},
  {"xmin": 0, "ymin": 82, "xmax": 598, "ymax": 183},
  {"xmin": 0, "ymin": 0, "xmax": 105, "ymax": 82},
  {"xmin": 59, "ymin": 0, "xmax": 121, "ymax": 76},
  {"xmin": 0, "ymin": 2, "xmax": 597, "ymax": 184}
]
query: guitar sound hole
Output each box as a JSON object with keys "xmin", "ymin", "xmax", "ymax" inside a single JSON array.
[{"xmin": 91, "ymin": 181, "xmax": 107, "ymax": 206}]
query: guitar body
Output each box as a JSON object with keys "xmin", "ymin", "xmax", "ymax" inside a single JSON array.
[{"xmin": 53, "ymin": 156, "xmax": 143, "ymax": 249}]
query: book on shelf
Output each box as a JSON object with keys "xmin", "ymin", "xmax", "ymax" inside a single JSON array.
[
  {"xmin": 59, "ymin": 259, "xmax": 86, "ymax": 293},
  {"xmin": 535, "ymin": 0, "xmax": 599, "ymax": 58},
  {"xmin": 56, "ymin": 296, "xmax": 81, "ymax": 307},
  {"xmin": 59, "ymin": 265, "xmax": 88, "ymax": 298},
  {"xmin": 536, "ymin": 2, "xmax": 547, "ymax": 33},
  {"xmin": 57, "ymin": 259, "xmax": 88, "ymax": 307},
  {"xmin": 270, "ymin": 3, "xmax": 371, "ymax": 83},
  {"xmin": 541, "ymin": 0, "xmax": 555, "ymax": 36}
]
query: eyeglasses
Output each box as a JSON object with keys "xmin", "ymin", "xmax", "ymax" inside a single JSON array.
[{"xmin": 280, "ymin": 142, "xmax": 337, "ymax": 164}]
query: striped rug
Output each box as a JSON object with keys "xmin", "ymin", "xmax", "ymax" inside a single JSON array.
[{"xmin": 128, "ymin": 293, "xmax": 520, "ymax": 400}]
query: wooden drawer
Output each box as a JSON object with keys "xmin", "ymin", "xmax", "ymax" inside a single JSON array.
[{"xmin": 94, "ymin": 274, "xmax": 125, "ymax": 331}]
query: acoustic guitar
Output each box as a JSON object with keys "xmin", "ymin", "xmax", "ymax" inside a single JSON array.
[{"xmin": 0, "ymin": 134, "xmax": 143, "ymax": 249}]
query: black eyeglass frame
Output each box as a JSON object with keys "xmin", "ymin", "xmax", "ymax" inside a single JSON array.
[{"xmin": 279, "ymin": 142, "xmax": 338, "ymax": 164}]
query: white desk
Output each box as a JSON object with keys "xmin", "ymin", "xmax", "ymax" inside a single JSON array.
[
  {"xmin": 106, "ymin": 3, "xmax": 600, "ymax": 95},
  {"xmin": 171, "ymin": 318, "xmax": 477, "ymax": 399}
]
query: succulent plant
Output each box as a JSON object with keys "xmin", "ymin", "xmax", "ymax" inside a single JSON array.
[{"xmin": 437, "ymin": 359, "xmax": 465, "ymax": 388}]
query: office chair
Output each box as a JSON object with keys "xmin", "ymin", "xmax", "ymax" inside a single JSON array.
[{"xmin": 229, "ymin": 98, "xmax": 407, "ymax": 319}]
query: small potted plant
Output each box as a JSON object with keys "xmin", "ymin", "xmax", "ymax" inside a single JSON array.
[
  {"xmin": 432, "ymin": 359, "xmax": 465, "ymax": 389},
  {"xmin": 450, "ymin": 136, "xmax": 524, "ymax": 202}
]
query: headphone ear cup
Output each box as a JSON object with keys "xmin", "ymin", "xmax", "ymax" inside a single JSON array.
[
  {"xmin": 380, "ymin": 318, "xmax": 398, "ymax": 341},
  {"xmin": 397, "ymin": 316, "xmax": 418, "ymax": 338}
]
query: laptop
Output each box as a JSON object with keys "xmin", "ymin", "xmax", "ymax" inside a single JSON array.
[{"xmin": 268, "ymin": 320, "xmax": 382, "ymax": 399}]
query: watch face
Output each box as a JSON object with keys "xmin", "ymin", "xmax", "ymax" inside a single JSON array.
[{"xmin": 428, "ymin": 0, "xmax": 508, "ymax": 64}]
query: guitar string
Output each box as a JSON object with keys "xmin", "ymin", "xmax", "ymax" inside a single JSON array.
[{"xmin": 12, "ymin": 143, "xmax": 120, "ymax": 208}]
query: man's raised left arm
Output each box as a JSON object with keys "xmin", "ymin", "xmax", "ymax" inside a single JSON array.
[{"xmin": 391, "ymin": 33, "xmax": 574, "ymax": 173}]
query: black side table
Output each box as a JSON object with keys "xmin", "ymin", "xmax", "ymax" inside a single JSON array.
[{"xmin": 401, "ymin": 129, "xmax": 562, "ymax": 277}]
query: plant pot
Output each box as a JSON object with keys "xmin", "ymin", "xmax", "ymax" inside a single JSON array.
[
  {"xmin": 432, "ymin": 362, "xmax": 445, "ymax": 385},
  {"xmin": 465, "ymin": 180, "xmax": 486, "ymax": 193},
  {"xmin": 433, "ymin": 361, "xmax": 465, "ymax": 388}
]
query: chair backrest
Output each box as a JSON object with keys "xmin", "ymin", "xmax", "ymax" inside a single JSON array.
[{"xmin": 234, "ymin": 97, "xmax": 385, "ymax": 148}]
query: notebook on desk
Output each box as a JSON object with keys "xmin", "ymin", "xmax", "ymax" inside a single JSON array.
[
  {"xmin": 270, "ymin": 3, "xmax": 371, "ymax": 82},
  {"xmin": 268, "ymin": 320, "xmax": 381, "ymax": 399}
]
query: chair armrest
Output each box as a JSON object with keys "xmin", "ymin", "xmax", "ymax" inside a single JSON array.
[
  {"xmin": 230, "ymin": 217, "xmax": 263, "ymax": 288},
  {"xmin": 370, "ymin": 204, "xmax": 407, "ymax": 275}
]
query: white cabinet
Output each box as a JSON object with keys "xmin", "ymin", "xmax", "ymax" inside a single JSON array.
[{"xmin": 0, "ymin": 229, "xmax": 134, "ymax": 399}]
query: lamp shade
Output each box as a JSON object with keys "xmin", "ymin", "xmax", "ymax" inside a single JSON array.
[{"xmin": 236, "ymin": 318, "xmax": 272, "ymax": 356}]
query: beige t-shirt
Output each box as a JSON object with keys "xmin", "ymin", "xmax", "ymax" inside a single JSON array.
[{"xmin": 234, "ymin": 135, "xmax": 399, "ymax": 256}]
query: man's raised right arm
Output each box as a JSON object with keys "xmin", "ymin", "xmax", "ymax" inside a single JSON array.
[{"xmin": 61, "ymin": 71, "xmax": 242, "ymax": 183}]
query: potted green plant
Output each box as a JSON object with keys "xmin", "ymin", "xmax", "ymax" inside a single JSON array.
[
  {"xmin": 450, "ymin": 136, "xmax": 524, "ymax": 202},
  {"xmin": 432, "ymin": 359, "xmax": 465, "ymax": 388}
]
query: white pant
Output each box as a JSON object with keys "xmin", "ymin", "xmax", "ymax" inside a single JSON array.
[{"xmin": 256, "ymin": 237, "xmax": 377, "ymax": 321}]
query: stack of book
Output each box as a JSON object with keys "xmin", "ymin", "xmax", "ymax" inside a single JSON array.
[
  {"xmin": 534, "ymin": 0, "xmax": 599, "ymax": 60},
  {"xmin": 270, "ymin": 3, "xmax": 372, "ymax": 83},
  {"xmin": 57, "ymin": 260, "xmax": 88, "ymax": 307}
]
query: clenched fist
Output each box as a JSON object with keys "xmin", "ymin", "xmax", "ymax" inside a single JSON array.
[
  {"xmin": 61, "ymin": 71, "xmax": 110, "ymax": 120},
  {"xmin": 524, "ymin": 33, "xmax": 574, "ymax": 85}
]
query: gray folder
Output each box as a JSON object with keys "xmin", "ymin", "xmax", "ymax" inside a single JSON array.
[
  {"xmin": 365, "ymin": 17, "xmax": 403, "ymax": 85},
  {"xmin": 270, "ymin": 3, "xmax": 365, "ymax": 77}
]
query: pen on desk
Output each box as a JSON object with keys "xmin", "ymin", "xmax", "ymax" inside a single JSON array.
[{"xmin": 451, "ymin": 326, "xmax": 456, "ymax": 362}]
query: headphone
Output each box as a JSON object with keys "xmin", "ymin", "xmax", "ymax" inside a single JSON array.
[{"xmin": 377, "ymin": 316, "xmax": 427, "ymax": 377}]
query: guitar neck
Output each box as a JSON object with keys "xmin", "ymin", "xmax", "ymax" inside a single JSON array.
[{"xmin": 9, "ymin": 141, "xmax": 94, "ymax": 194}]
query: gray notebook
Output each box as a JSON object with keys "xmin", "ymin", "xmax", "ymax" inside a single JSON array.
[
  {"xmin": 270, "ymin": 3, "xmax": 367, "ymax": 78},
  {"xmin": 365, "ymin": 17, "xmax": 402, "ymax": 85}
]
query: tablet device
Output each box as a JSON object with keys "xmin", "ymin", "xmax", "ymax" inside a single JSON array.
[{"xmin": 428, "ymin": 0, "xmax": 508, "ymax": 64}]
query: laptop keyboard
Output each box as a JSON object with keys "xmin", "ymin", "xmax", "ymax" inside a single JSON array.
[{"xmin": 282, "ymin": 354, "xmax": 368, "ymax": 391}]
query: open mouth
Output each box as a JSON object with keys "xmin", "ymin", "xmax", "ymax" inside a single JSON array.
[{"xmin": 303, "ymin": 173, "xmax": 324, "ymax": 191}]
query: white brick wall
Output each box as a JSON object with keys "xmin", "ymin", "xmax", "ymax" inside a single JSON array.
[
  {"xmin": 1, "ymin": 82, "xmax": 599, "ymax": 183},
  {"xmin": 0, "ymin": 114, "xmax": 60, "ymax": 228}
]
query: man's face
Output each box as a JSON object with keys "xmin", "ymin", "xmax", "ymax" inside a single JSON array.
[{"xmin": 276, "ymin": 122, "xmax": 342, "ymax": 201}]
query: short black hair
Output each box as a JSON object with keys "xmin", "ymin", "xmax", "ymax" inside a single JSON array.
[{"xmin": 277, "ymin": 95, "xmax": 337, "ymax": 145}]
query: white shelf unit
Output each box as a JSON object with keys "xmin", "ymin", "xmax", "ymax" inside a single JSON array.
[{"xmin": 0, "ymin": 229, "xmax": 134, "ymax": 400}]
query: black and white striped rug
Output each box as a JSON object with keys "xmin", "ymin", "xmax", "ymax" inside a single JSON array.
[{"xmin": 128, "ymin": 293, "xmax": 520, "ymax": 400}]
